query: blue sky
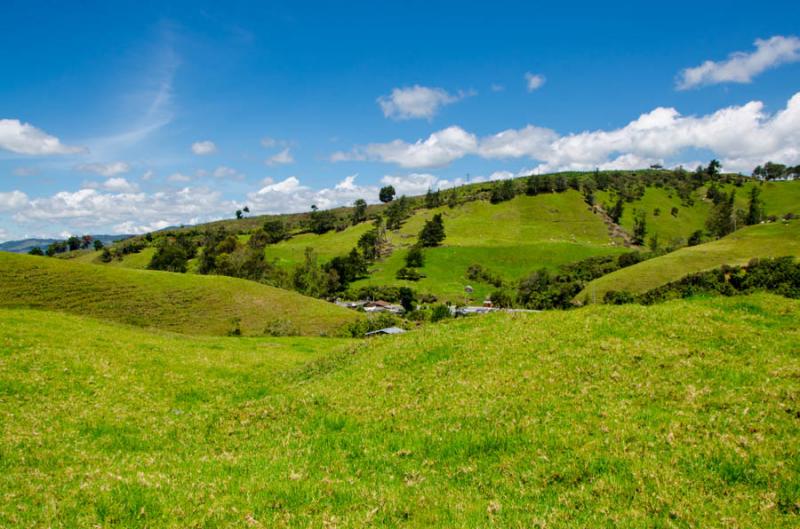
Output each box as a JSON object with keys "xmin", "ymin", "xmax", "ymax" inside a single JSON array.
[{"xmin": 1, "ymin": 0, "xmax": 799, "ymax": 240}]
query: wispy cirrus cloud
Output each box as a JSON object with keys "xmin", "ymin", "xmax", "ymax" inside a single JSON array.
[{"xmin": 677, "ymin": 35, "xmax": 800, "ymax": 90}]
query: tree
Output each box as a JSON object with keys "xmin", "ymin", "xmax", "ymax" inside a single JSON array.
[
  {"xmin": 235, "ymin": 209, "xmax": 243, "ymax": 220},
  {"xmin": 398, "ymin": 287, "xmax": 416, "ymax": 313},
  {"xmin": 405, "ymin": 245, "xmax": 424, "ymax": 268},
  {"xmin": 357, "ymin": 229, "xmax": 381, "ymax": 261},
  {"xmin": 430, "ymin": 304, "xmax": 451, "ymax": 322},
  {"xmin": 632, "ymin": 210, "xmax": 647, "ymax": 246},
  {"xmin": 100, "ymin": 247, "xmax": 113, "ymax": 262},
  {"xmin": 28, "ymin": 247, "xmax": 44, "ymax": 256},
  {"xmin": 706, "ymin": 159, "xmax": 722, "ymax": 179},
  {"xmin": 754, "ymin": 161, "xmax": 787, "ymax": 181},
  {"xmin": 706, "ymin": 190, "xmax": 736, "ymax": 238},
  {"xmin": 243, "ymin": 206, "xmax": 250, "ymax": 214},
  {"xmin": 688, "ymin": 230, "xmax": 704, "ymax": 247},
  {"xmin": 526, "ymin": 175, "xmax": 539, "ymax": 196},
  {"xmin": 424, "ymin": 188, "xmax": 441, "ymax": 209},
  {"xmin": 93, "ymin": 239, "xmax": 104, "ymax": 251},
  {"xmin": 148, "ymin": 242, "xmax": 189, "ymax": 273},
  {"xmin": 608, "ymin": 197, "xmax": 624, "ymax": 224},
  {"xmin": 262, "ymin": 220, "xmax": 287, "ymax": 243},
  {"xmin": 746, "ymin": 186, "xmax": 764, "ymax": 225},
  {"xmin": 490, "ymin": 179, "xmax": 516, "ymax": 204},
  {"xmin": 554, "ymin": 175, "xmax": 568, "ymax": 193},
  {"xmin": 309, "ymin": 208, "xmax": 337, "ymax": 234},
  {"xmin": 379, "ymin": 185, "xmax": 396, "ymax": 203},
  {"xmin": 384, "ymin": 195, "xmax": 410, "ymax": 230},
  {"xmin": 418, "ymin": 213, "xmax": 445, "ymax": 247},
  {"xmin": 67, "ymin": 236, "xmax": 81, "ymax": 251},
  {"xmin": 81, "ymin": 235, "xmax": 93, "ymax": 249},
  {"xmin": 352, "ymin": 199, "xmax": 368, "ymax": 225}
]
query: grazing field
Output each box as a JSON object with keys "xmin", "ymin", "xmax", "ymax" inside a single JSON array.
[
  {"xmin": 1, "ymin": 294, "xmax": 798, "ymax": 527},
  {"xmin": 0, "ymin": 252, "xmax": 357, "ymax": 336},
  {"xmin": 577, "ymin": 220, "xmax": 800, "ymax": 302},
  {"xmin": 350, "ymin": 191, "xmax": 624, "ymax": 301}
]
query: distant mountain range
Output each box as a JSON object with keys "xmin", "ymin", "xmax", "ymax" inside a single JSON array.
[{"xmin": 0, "ymin": 234, "xmax": 133, "ymax": 254}]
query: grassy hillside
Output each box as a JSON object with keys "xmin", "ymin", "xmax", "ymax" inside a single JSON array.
[
  {"xmin": 596, "ymin": 180, "xmax": 800, "ymax": 245},
  {"xmin": 353, "ymin": 191, "xmax": 625, "ymax": 302},
  {"xmin": 2, "ymin": 294, "xmax": 799, "ymax": 527},
  {"xmin": 578, "ymin": 220, "xmax": 800, "ymax": 302},
  {"xmin": 0, "ymin": 252, "xmax": 357, "ymax": 336}
]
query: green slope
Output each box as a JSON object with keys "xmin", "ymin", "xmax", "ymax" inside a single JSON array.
[
  {"xmin": 351, "ymin": 190, "xmax": 624, "ymax": 302},
  {"xmin": 2, "ymin": 294, "xmax": 799, "ymax": 527},
  {"xmin": 577, "ymin": 220, "xmax": 800, "ymax": 302},
  {"xmin": 0, "ymin": 252, "xmax": 357, "ymax": 336},
  {"xmin": 596, "ymin": 180, "xmax": 800, "ymax": 245}
]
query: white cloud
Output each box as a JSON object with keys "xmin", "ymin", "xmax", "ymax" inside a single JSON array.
[
  {"xmin": 75, "ymin": 161, "xmax": 131, "ymax": 177},
  {"xmin": 167, "ymin": 172, "xmax": 191, "ymax": 183},
  {"xmin": 247, "ymin": 174, "xmax": 377, "ymax": 213},
  {"xmin": 378, "ymin": 85, "xmax": 469, "ymax": 120},
  {"xmin": 141, "ymin": 169, "xmax": 155, "ymax": 181},
  {"xmin": 191, "ymin": 140, "xmax": 217, "ymax": 155},
  {"xmin": 212, "ymin": 165, "xmax": 245, "ymax": 180},
  {"xmin": 266, "ymin": 148, "xmax": 294, "ymax": 166},
  {"xmin": 0, "ymin": 190, "xmax": 29, "ymax": 212},
  {"xmin": 490, "ymin": 83, "xmax": 505, "ymax": 92},
  {"xmin": 335, "ymin": 91, "xmax": 800, "ymax": 173},
  {"xmin": 677, "ymin": 35, "xmax": 800, "ymax": 90},
  {"xmin": 12, "ymin": 186, "xmax": 235, "ymax": 237},
  {"xmin": 0, "ymin": 119, "xmax": 85, "ymax": 155},
  {"xmin": 525, "ymin": 72, "xmax": 546, "ymax": 92},
  {"xmin": 101, "ymin": 177, "xmax": 138, "ymax": 192},
  {"xmin": 333, "ymin": 126, "xmax": 478, "ymax": 168}
]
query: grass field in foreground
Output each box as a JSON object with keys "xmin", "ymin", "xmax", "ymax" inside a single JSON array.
[
  {"xmin": 0, "ymin": 252, "xmax": 357, "ymax": 336},
  {"xmin": 1, "ymin": 294, "xmax": 799, "ymax": 527},
  {"xmin": 577, "ymin": 220, "xmax": 800, "ymax": 302}
]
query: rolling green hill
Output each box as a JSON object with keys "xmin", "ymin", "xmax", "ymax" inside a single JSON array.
[
  {"xmin": 2, "ymin": 293, "xmax": 798, "ymax": 527},
  {"xmin": 595, "ymin": 180, "xmax": 800, "ymax": 246},
  {"xmin": 287, "ymin": 190, "xmax": 626, "ymax": 302},
  {"xmin": 0, "ymin": 252, "xmax": 357, "ymax": 336},
  {"xmin": 577, "ymin": 220, "xmax": 800, "ymax": 302}
]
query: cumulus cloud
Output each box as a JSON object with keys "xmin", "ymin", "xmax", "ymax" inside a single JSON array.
[
  {"xmin": 334, "ymin": 91, "xmax": 800, "ymax": 173},
  {"xmin": 247, "ymin": 174, "xmax": 377, "ymax": 213},
  {"xmin": 677, "ymin": 35, "xmax": 800, "ymax": 90},
  {"xmin": 167, "ymin": 172, "xmax": 191, "ymax": 183},
  {"xmin": 0, "ymin": 190, "xmax": 29, "ymax": 212},
  {"xmin": 333, "ymin": 126, "xmax": 478, "ymax": 168},
  {"xmin": 211, "ymin": 165, "xmax": 245, "ymax": 180},
  {"xmin": 75, "ymin": 161, "xmax": 131, "ymax": 177},
  {"xmin": 266, "ymin": 148, "xmax": 294, "ymax": 166},
  {"xmin": 101, "ymin": 177, "xmax": 138, "ymax": 192},
  {"xmin": 525, "ymin": 72, "xmax": 546, "ymax": 92},
  {"xmin": 0, "ymin": 119, "xmax": 85, "ymax": 155},
  {"xmin": 11, "ymin": 186, "xmax": 235, "ymax": 237},
  {"xmin": 191, "ymin": 140, "xmax": 217, "ymax": 155},
  {"xmin": 378, "ymin": 85, "xmax": 470, "ymax": 120}
]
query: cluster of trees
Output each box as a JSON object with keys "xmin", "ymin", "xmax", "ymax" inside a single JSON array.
[
  {"xmin": 395, "ymin": 213, "xmax": 445, "ymax": 281},
  {"xmin": 705, "ymin": 185, "xmax": 766, "ymax": 239},
  {"xmin": 753, "ymin": 162, "xmax": 800, "ymax": 181},
  {"xmin": 484, "ymin": 251, "xmax": 655, "ymax": 310},
  {"xmin": 604, "ymin": 256, "xmax": 800, "ymax": 305},
  {"xmin": 29, "ymin": 235, "xmax": 104, "ymax": 256}
]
